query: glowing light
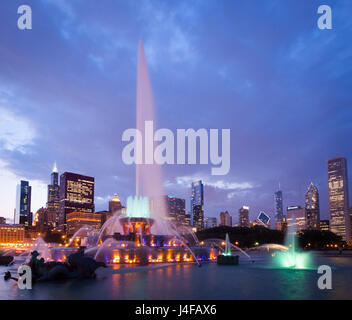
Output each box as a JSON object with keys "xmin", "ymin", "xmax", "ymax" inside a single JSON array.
[{"xmin": 126, "ymin": 195, "xmax": 150, "ymax": 218}]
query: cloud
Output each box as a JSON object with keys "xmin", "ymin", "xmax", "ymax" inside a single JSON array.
[
  {"xmin": 95, "ymin": 195, "xmax": 113, "ymax": 204},
  {"xmin": 0, "ymin": 107, "xmax": 36, "ymax": 154},
  {"xmin": 167, "ymin": 174, "xmax": 255, "ymax": 191},
  {"xmin": 0, "ymin": 159, "xmax": 47, "ymax": 219}
]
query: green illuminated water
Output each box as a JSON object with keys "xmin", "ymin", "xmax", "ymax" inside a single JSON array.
[
  {"xmin": 223, "ymin": 233, "xmax": 232, "ymax": 256},
  {"xmin": 126, "ymin": 195, "xmax": 150, "ymax": 218},
  {"xmin": 273, "ymin": 220, "xmax": 312, "ymax": 269}
]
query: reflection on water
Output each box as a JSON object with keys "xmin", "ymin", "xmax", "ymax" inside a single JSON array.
[{"xmin": 1, "ymin": 254, "xmax": 352, "ymax": 300}]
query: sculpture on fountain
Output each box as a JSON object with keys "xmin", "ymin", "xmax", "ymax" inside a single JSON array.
[
  {"xmin": 0, "ymin": 250, "xmax": 14, "ymax": 266},
  {"xmin": 4, "ymin": 248, "xmax": 106, "ymax": 283}
]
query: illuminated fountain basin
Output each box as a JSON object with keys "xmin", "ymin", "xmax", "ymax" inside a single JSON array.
[
  {"xmin": 88, "ymin": 196, "xmax": 216, "ymax": 265},
  {"xmin": 216, "ymin": 234, "xmax": 239, "ymax": 265}
]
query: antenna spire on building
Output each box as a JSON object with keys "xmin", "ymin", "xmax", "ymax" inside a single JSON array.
[{"xmin": 53, "ymin": 161, "xmax": 58, "ymax": 173}]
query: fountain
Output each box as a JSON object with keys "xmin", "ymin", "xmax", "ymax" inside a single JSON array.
[
  {"xmin": 69, "ymin": 41, "xmax": 213, "ymax": 265},
  {"xmin": 7, "ymin": 42, "xmax": 217, "ymax": 267},
  {"xmin": 273, "ymin": 218, "xmax": 312, "ymax": 269},
  {"xmin": 216, "ymin": 233, "xmax": 239, "ymax": 265}
]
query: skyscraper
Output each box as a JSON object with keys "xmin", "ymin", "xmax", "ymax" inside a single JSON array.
[
  {"xmin": 238, "ymin": 206, "xmax": 250, "ymax": 227},
  {"xmin": 15, "ymin": 180, "xmax": 32, "ymax": 226},
  {"xmin": 58, "ymin": 172, "xmax": 95, "ymax": 231},
  {"xmin": 109, "ymin": 194, "xmax": 122, "ymax": 215},
  {"xmin": 275, "ymin": 190, "xmax": 284, "ymax": 229},
  {"xmin": 205, "ymin": 217, "xmax": 217, "ymax": 229},
  {"xmin": 191, "ymin": 181, "xmax": 204, "ymax": 230},
  {"xmin": 150, "ymin": 195, "xmax": 186, "ymax": 226},
  {"xmin": 219, "ymin": 211, "xmax": 232, "ymax": 227},
  {"xmin": 305, "ymin": 182, "xmax": 320, "ymax": 230},
  {"xmin": 327, "ymin": 157, "xmax": 350, "ymax": 241},
  {"xmin": 47, "ymin": 162, "xmax": 60, "ymax": 227},
  {"xmin": 320, "ymin": 220, "xmax": 329, "ymax": 232},
  {"xmin": 286, "ymin": 206, "xmax": 306, "ymax": 232}
]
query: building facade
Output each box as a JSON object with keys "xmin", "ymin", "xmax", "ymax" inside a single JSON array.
[
  {"xmin": 191, "ymin": 181, "xmax": 204, "ymax": 230},
  {"xmin": 305, "ymin": 182, "xmax": 320, "ymax": 230},
  {"xmin": 320, "ymin": 220, "xmax": 330, "ymax": 232},
  {"xmin": 0, "ymin": 224, "xmax": 25, "ymax": 245},
  {"xmin": 58, "ymin": 172, "xmax": 95, "ymax": 232},
  {"xmin": 66, "ymin": 211, "xmax": 102, "ymax": 237},
  {"xmin": 205, "ymin": 217, "xmax": 217, "ymax": 229},
  {"xmin": 219, "ymin": 211, "xmax": 232, "ymax": 227},
  {"xmin": 184, "ymin": 214, "xmax": 191, "ymax": 227},
  {"xmin": 150, "ymin": 195, "xmax": 186, "ymax": 226},
  {"xmin": 109, "ymin": 194, "xmax": 122, "ymax": 215},
  {"xmin": 47, "ymin": 163, "xmax": 60, "ymax": 228},
  {"xmin": 327, "ymin": 157, "xmax": 350, "ymax": 241},
  {"xmin": 238, "ymin": 206, "xmax": 250, "ymax": 227},
  {"xmin": 274, "ymin": 190, "xmax": 284, "ymax": 225},
  {"xmin": 286, "ymin": 206, "xmax": 307, "ymax": 232},
  {"xmin": 15, "ymin": 180, "xmax": 32, "ymax": 226}
]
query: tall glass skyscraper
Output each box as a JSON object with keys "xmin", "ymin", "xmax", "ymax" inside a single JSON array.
[
  {"xmin": 47, "ymin": 162, "xmax": 60, "ymax": 227},
  {"xmin": 15, "ymin": 180, "xmax": 32, "ymax": 226},
  {"xmin": 274, "ymin": 190, "xmax": 284, "ymax": 223},
  {"xmin": 327, "ymin": 157, "xmax": 350, "ymax": 241},
  {"xmin": 305, "ymin": 182, "xmax": 320, "ymax": 230},
  {"xmin": 238, "ymin": 206, "xmax": 250, "ymax": 227},
  {"xmin": 191, "ymin": 180, "xmax": 204, "ymax": 230}
]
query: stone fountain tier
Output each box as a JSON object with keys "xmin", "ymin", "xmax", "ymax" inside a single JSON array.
[
  {"xmin": 119, "ymin": 217, "xmax": 154, "ymax": 235},
  {"xmin": 217, "ymin": 255, "xmax": 239, "ymax": 265}
]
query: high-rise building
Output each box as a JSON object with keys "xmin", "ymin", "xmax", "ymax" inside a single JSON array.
[
  {"xmin": 286, "ymin": 206, "xmax": 306, "ymax": 232},
  {"xmin": 238, "ymin": 206, "xmax": 250, "ymax": 227},
  {"xmin": 150, "ymin": 195, "xmax": 186, "ymax": 226},
  {"xmin": 191, "ymin": 181, "xmax": 204, "ymax": 230},
  {"xmin": 184, "ymin": 214, "xmax": 191, "ymax": 227},
  {"xmin": 219, "ymin": 211, "xmax": 232, "ymax": 227},
  {"xmin": 167, "ymin": 196, "xmax": 186, "ymax": 226},
  {"xmin": 66, "ymin": 211, "xmax": 102, "ymax": 237},
  {"xmin": 327, "ymin": 157, "xmax": 350, "ymax": 241},
  {"xmin": 350, "ymin": 207, "xmax": 352, "ymax": 239},
  {"xmin": 274, "ymin": 190, "xmax": 284, "ymax": 224},
  {"xmin": 109, "ymin": 194, "xmax": 122, "ymax": 215},
  {"xmin": 320, "ymin": 220, "xmax": 329, "ymax": 232},
  {"xmin": 15, "ymin": 180, "xmax": 32, "ymax": 226},
  {"xmin": 0, "ymin": 224, "xmax": 25, "ymax": 244},
  {"xmin": 205, "ymin": 217, "xmax": 217, "ymax": 229},
  {"xmin": 33, "ymin": 207, "xmax": 56, "ymax": 230},
  {"xmin": 58, "ymin": 172, "xmax": 95, "ymax": 231},
  {"xmin": 47, "ymin": 162, "xmax": 60, "ymax": 228},
  {"xmin": 305, "ymin": 182, "xmax": 320, "ymax": 230}
]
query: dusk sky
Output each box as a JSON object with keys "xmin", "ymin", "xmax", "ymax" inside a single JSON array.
[{"xmin": 0, "ymin": 0, "xmax": 351, "ymax": 224}]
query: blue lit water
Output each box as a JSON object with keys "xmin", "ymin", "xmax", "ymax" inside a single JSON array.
[{"xmin": 1, "ymin": 252, "xmax": 351, "ymax": 300}]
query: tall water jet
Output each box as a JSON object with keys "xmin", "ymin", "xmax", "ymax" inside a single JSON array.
[
  {"xmin": 216, "ymin": 233, "xmax": 239, "ymax": 265},
  {"xmin": 223, "ymin": 233, "xmax": 232, "ymax": 256},
  {"xmin": 273, "ymin": 217, "xmax": 312, "ymax": 269},
  {"xmin": 135, "ymin": 40, "xmax": 167, "ymax": 234}
]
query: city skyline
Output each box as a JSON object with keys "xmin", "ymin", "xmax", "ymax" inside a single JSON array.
[
  {"xmin": 2, "ymin": 156, "xmax": 352, "ymax": 225},
  {"xmin": 0, "ymin": 1, "xmax": 352, "ymax": 223}
]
